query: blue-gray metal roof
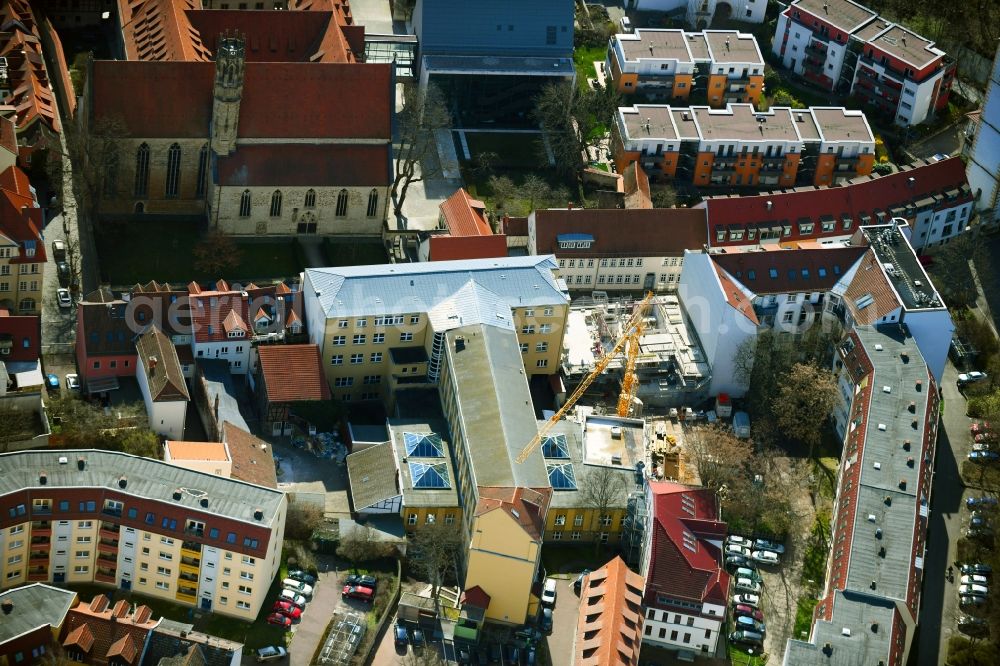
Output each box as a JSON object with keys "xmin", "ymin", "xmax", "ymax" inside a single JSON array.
[{"xmin": 303, "ymin": 256, "xmax": 567, "ymax": 319}]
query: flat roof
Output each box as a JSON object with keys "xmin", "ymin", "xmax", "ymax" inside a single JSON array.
[
  {"xmin": 0, "ymin": 449, "xmax": 284, "ymax": 526},
  {"xmin": 444, "ymin": 325, "xmax": 550, "ymax": 490},
  {"xmin": 861, "ymin": 225, "xmax": 942, "ymax": 310},
  {"xmin": 619, "ymin": 29, "xmax": 693, "ymax": 63},
  {"xmin": 583, "ymin": 415, "xmax": 645, "ymax": 469},
  {"xmin": 792, "ymin": 0, "xmax": 877, "ymax": 34},
  {"xmin": 694, "ymin": 105, "xmax": 802, "ymax": 142},
  {"xmin": 0, "ymin": 584, "xmax": 77, "ymax": 645},
  {"xmin": 387, "ymin": 419, "xmax": 460, "ymax": 508},
  {"xmin": 164, "ymin": 440, "xmax": 230, "ymax": 462},
  {"xmin": 869, "ymin": 24, "xmax": 941, "ymax": 69},
  {"xmin": 811, "ymin": 107, "xmax": 873, "ymax": 142},
  {"xmin": 545, "ymin": 419, "xmax": 637, "ymax": 509},
  {"xmin": 703, "ymin": 31, "xmax": 763, "ymax": 65},
  {"xmin": 618, "ymin": 29, "xmax": 765, "ymax": 67},
  {"xmin": 621, "ymin": 105, "xmax": 680, "ymax": 142}
]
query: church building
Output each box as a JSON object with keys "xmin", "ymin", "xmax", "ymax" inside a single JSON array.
[{"xmin": 84, "ymin": 0, "xmax": 393, "ymax": 237}]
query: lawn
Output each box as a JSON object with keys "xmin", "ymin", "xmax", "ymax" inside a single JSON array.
[
  {"xmin": 96, "ymin": 219, "xmax": 302, "ymax": 285},
  {"xmin": 728, "ymin": 644, "xmax": 767, "ymax": 665},
  {"xmin": 574, "ymin": 45, "xmax": 607, "ymax": 90},
  {"xmin": 792, "ymin": 595, "xmax": 819, "ymax": 640}
]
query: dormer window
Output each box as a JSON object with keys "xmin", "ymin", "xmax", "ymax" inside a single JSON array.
[{"xmin": 24, "ymin": 241, "xmax": 36, "ymax": 258}]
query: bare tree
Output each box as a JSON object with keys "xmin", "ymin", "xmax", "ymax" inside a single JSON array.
[
  {"xmin": 684, "ymin": 426, "xmax": 753, "ymax": 491},
  {"xmin": 775, "ymin": 363, "xmax": 839, "ymax": 460},
  {"xmin": 47, "ymin": 113, "xmax": 130, "ymax": 224},
  {"xmin": 336, "ymin": 524, "xmax": 390, "ymax": 570},
  {"xmin": 193, "ymin": 230, "xmax": 243, "ymax": 277},
  {"xmin": 579, "ymin": 466, "xmax": 629, "ymax": 548},
  {"xmin": 650, "ymin": 184, "xmax": 678, "ymax": 209},
  {"xmin": 408, "ymin": 520, "xmax": 464, "ymax": 600},
  {"xmin": 391, "ymin": 83, "xmax": 451, "ymax": 219},
  {"xmin": 284, "ymin": 502, "xmax": 324, "ymax": 541}
]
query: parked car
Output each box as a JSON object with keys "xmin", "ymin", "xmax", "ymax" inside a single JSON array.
[
  {"xmin": 57, "ymin": 288, "xmax": 72, "ymax": 308},
  {"xmin": 957, "ymin": 616, "xmax": 989, "ymax": 636},
  {"xmin": 574, "ymin": 569, "xmax": 591, "ymax": 593},
  {"xmin": 729, "ymin": 630, "xmax": 764, "ymax": 647},
  {"xmin": 751, "ymin": 550, "xmax": 780, "ymax": 565},
  {"xmin": 46, "ymin": 373, "xmax": 59, "ymax": 389},
  {"xmin": 254, "ymin": 646, "xmax": 288, "ymax": 663},
  {"xmin": 725, "ymin": 555, "xmax": 754, "ymax": 571},
  {"xmin": 960, "ymin": 594, "xmax": 987, "ymax": 607},
  {"xmin": 726, "ymin": 535, "xmax": 753, "ymax": 547},
  {"xmin": 282, "ymin": 579, "xmax": 313, "ymax": 598},
  {"xmin": 732, "ymin": 593, "xmax": 760, "ymax": 608},
  {"xmin": 345, "ymin": 574, "xmax": 377, "ymax": 590},
  {"xmin": 967, "ymin": 526, "xmax": 996, "ymax": 539},
  {"xmin": 272, "ymin": 603, "xmax": 302, "ymax": 623},
  {"xmin": 287, "ymin": 569, "xmax": 317, "ymax": 586},
  {"xmin": 961, "ymin": 563, "xmax": 993, "ymax": 576},
  {"xmin": 971, "ymin": 421, "xmax": 992, "ymax": 434},
  {"xmin": 753, "ymin": 539, "xmax": 785, "ymax": 554},
  {"xmin": 959, "ymin": 371, "xmax": 988, "ymax": 387},
  {"xmin": 968, "ymin": 450, "xmax": 1000, "ymax": 464},
  {"xmin": 277, "ymin": 589, "xmax": 307, "ymax": 609},
  {"xmin": 65, "ymin": 374, "xmax": 80, "ymax": 390},
  {"xmin": 525, "ymin": 647, "xmax": 537, "ymax": 665},
  {"xmin": 51, "ymin": 239, "xmax": 66, "ymax": 260},
  {"xmin": 540, "ymin": 607, "xmax": 553, "ymax": 633},
  {"xmin": 970, "ymin": 512, "xmax": 991, "ymax": 528},
  {"xmin": 735, "ymin": 578, "xmax": 762, "ymax": 594},
  {"xmin": 342, "ymin": 585, "xmax": 374, "ymax": 602},
  {"xmin": 541, "ymin": 578, "xmax": 557, "ymax": 606},
  {"xmin": 265, "ymin": 613, "xmax": 292, "ymax": 628},
  {"xmin": 973, "ymin": 441, "xmax": 995, "ymax": 452},
  {"xmin": 959, "ymin": 584, "xmax": 990, "ymax": 596},
  {"xmin": 56, "ymin": 260, "xmax": 70, "ymax": 281},
  {"xmin": 733, "ymin": 605, "xmax": 764, "ymax": 621},
  {"xmin": 726, "ymin": 543, "xmax": 752, "ymax": 557},
  {"xmin": 409, "ymin": 627, "xmax": 425, "ymax": 648},
  {"xmin": 735, "ymin": 567, "xmax": 762, "ymax": 582},
  {"xmin": 967, "ymin": 497, "xmax": 999, "ymax": 510},
  {"xmin": 734, "ymin": 615, "xmax": 766, "ymax": 633},
  {"xmin": 961, "ymin": 574, "xmax": 990, "ymax": 586},
  {"xmin": 394, "ymin": 624, "xmax": 408, "ymax": 648}
]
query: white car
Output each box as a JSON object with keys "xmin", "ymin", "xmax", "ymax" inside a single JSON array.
[
  {"xmin": 282, "ymin": 578, "xmax": 313, "ymax": 598},
  {"xmin": 278, "ymin": 589, "xmax": 307, "ymax": 608},
  {"xmin": 726, "ymin": 535, "xmax": 752, "ymax": 547},
  {"xmin": 735, "ymin": 577, "xmax": 761, "ymax": 594},
  {"xmin": 732, "ymin": 593, "xmax": 760, "ymax": 608},
  {"xmin": 65, "ymin": 374, "xmax": 80, "ymax": 391},
  {"xmin": 752, "ymin": 550, "xmax": 780, "ymax": 565},
  {"xmin": 726, "ymin": 544, "xmax": 752, "ymax": 557},
  {"xmin": 959, "ymin": 584, "xmax": 989, "ymax": 597},
  {"xmin": 541, "ymin": 578, "xmax": 557, "ymax": 606},
  {"xmin": 958, "ymin": 372, "xmax": 988, "ymax": 386},
  {"xmin": 57, "ymin": 288, "xmax": 72, "ymax": 309},
  {"xmin": 753, "ymin": 539, "xmax": 785, "ymax": 554},
  {"xmin": 961, "ymin": 574, "xmax": 989, "ymax": 586}
]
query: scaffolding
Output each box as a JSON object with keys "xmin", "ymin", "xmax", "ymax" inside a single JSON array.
[{"xmin": 621, "ymin": 490, "xmax": 648, "ymax": 569}]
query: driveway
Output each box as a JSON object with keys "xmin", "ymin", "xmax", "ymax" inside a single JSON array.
[
  {"xmin": 287, "ymin": 566, "xmax": 344, "ymax": 666},
  {"xmin": 545, "ymin": 578, "xmax": 580, "ymax": 665},
  {"xmin": 917, "ymin": 360, "xmax": 975, "ymax": 664}
]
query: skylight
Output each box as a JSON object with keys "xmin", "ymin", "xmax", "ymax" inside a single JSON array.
[
  {"xmin": 409, "ymin": 462, "xmax": 450, "ymax": 489},
  {"xmin": 547, "ymin": 463, "xmax": 577, "ymax": 490},
  {"xmin": 541, "ymin": 434, "xmax": 570, "ymax": 459},
  {"xmin": 403, "ymin": 432, "xmax": 444, "ymax": 458}
]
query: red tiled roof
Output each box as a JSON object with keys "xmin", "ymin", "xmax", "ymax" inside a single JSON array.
[
  {"xmin": 62, "ymin": 596, "xmax": 157, "ymax": 666},
  {"xmin": 532, "ymin": 208, "xmax": 707, "ymax": 256},
  {"xmin": 843, "ymin": 249, "xmax": 902, "ymax": 324},
  {"xmin": 704, "ymin": 157, "xmax": 971, "ymax": 246},
  {"xmin": 645, "ymin": 481, "xmax": 730, "ymax": 607},
  {"xmin": 428, "ymin": 235, "xmax": 508, "ymax": 261},
  {"xmin": 63, "ymin": 624, "xmax": 95, "ymax": 652},
  {"xmin": 0, "ymin": 311, "xmax": 40, "ymax": 362},
  {"xmin": 0, "ymin": 166, "xmax": 46, "ymax": 264},
  {"xmin": 461, "ymin": 585, "xmax": 491, "ymax": 610},
  {"xmin": 117, "ymin": 0, "xmax": 212, "ymax": 62},
  {"xmin": 257, "ymin": 343, "xmax": 331, "ymax": 404},
  {"xmin": 217, "ymin": 144, "xmax": 390, "ymax": 187},
  {"xmin": 712, "ymin": 246, "xmax": 868, "ymax": 295},
  {"xmin": 190, "ymin": 292, "xmax": 249, "ymax": 343},
  {"xmin": 622, "ymin": 162, "xmax": 652, "ymax": 210},
  {"xmin": 575, "ymin": 556, "xmax": 645, "ymax": 666},
  {"xmin": 186, "ymin": 9, "xmax": 356, "ymax": 63},
  {"xmin": 439, "ymin": 188, "xmax": 492, "ymax": 236},
  {"xmin": 474, "ymin": 487, "xmax": 552, "ymax": 542},
  {"xmin": 106, "ymin": 634, "xmax": 139, "ymax": 662},
  {"xmin": 711, "ymin": 263, "xmax": 759, "ymax": 325},
  {"xmin": 222, "ymin": 421, "xmax": 278, "ymax": 488},
  {"xmin": 0, "ymin": 0, "xmax": 61, "ymax": 135},
  {"xmin": 135, "ymin": 325, "xmax": 189, "ymax": 402},
  {"xmin": 42, "ymin": 15, "xmax": 77, "ymax": 118}
]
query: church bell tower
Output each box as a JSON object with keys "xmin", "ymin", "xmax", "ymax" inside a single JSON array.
[{"xmin": 211, "ymin": 34, "xmax": 245, "ymax": 156}]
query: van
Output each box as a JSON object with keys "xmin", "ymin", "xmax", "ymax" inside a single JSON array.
[
  {"xmin": 729, "ymin": 630, "xmax": 764, "ymax": 646},
  {"xmin": 619, "ymin": 16, "xmax": 633, "ymax": 33}
]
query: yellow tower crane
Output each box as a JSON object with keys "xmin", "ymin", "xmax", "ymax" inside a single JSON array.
[
  {"xmin": 515, "ymin": 292, "xmax": 654, "ymax": 464},
  {"xmin": 616, "ymin": 297, "xmax": 651, "ymax": 417}
]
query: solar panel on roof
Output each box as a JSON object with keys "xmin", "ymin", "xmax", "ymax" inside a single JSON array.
[
  {"xmin": 403, "ymin": 432, "xmax": 444, "ymax": 458},
  {"xmin": 547, "ymin": 463, "xmax": 577, "ymax": 489}
]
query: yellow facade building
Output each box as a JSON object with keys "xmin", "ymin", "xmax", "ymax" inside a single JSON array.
[{"xmin": 0, "ymin": 450, "xmax": 286, "ymax": 620}]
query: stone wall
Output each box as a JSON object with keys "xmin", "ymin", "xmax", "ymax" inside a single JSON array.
[{"xmin": 212, "ymin": 184, "xmax": 388, "ymax": 236}]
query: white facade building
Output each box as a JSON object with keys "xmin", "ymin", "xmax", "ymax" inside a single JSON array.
[
  {"xmin": 626, "ymin": 0, "xmax": 768, "ymax": 27},
  {"xmin": 135, "ymin": 326, "xmax": 189, "ymax": 440},
  {"xmin": 966, "ymin": 42, "xmax": 1000, "ymax": 229}
]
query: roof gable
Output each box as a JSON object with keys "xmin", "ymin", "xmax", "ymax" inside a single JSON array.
[
  {"xmin": 712, "ymin": 246, "xmax": 868, "ymax": 295},
  {"xmin": 135, "ymin": 325, "xmax": 190, "ymax": 402},
  {"xmin": 257, "ymin": 343, "xmax": 332, "ymax": 404}
]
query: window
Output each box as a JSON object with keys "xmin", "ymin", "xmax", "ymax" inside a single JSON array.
[
  {"xmin": 338, "ymin": 319, "xmax": 349, "ymax": 328},
  {"xmin": 240, "ymin": 571, "xmax": 254, "ymax": 580},
  {"xmin": 330, "ymin": 354, "xmax": 343, "ymax": 366},
  {"xmin": 196, "ymin": 144, "xmax": 209, "ymax": 198},
  {"xmin": 350, "ymin": 353, "xmax": 364, "ymax": 364},
  {"xmin": 366, "ymin": 189, "xmax": 379, "ymax": 217},
  {"xmin": 536, "ymin": 359, "xmax": 548, "ymax": 368},
  {"xmin": 304, "ymin": 189, "xmax": 316, "ymax": 208},
  {"xmin": 157, "ymin": 566, "xmax": 170, "ymax": 575},
  {"xmin": 79, "ymin": 502, "xmax": 96, "ymax": 513},
  {"xmin": 165, "ymin": 143, "xmax": 181, "ymax": 197},
  {"xmin": 159, "ymin": 551, "xmax": 173, "ymax": 561},
  {"xmin": 226, "ymin": 532, "xmax": 237, "ymax": 544},
  {"xmin": 145, "ymin": 512, "xmax": 155, "ymax": 524},
  {"xmin": 134, "ymin": 143, "xmax": 150, "ymax": 197},
  {"xmin": 336, "ymin": 189, "xmax": 349, "ymax": 216},
  {"xmin": 370, "ymin": 352, "xmax": 382, "ymax": 363},
  {"xmin": 444, "ymin": 513, "xmax": 455, "ymax": 525},
  {"xmin": 519, "ymin": 343, "xmax": 528, "ymax": 354},
  {"xmin": 156, "ymin": 581, "xmax": 170, "ymax": 590},
  {"xmin": 237, "ymin": 600, "xmax": 251, "ymax": 610},
  {"xmin": 407, "ymin": 514, "xmax": 417, "ymax": 525},
  {"xmin": 554, "ymin": 515, "xmax": 566, "ymax": 526},
  {"xmin": 372, "ymin": 333, "xmax": 385, "ymax": 344},
  {"xmin": 539, "ymin": 324, "xmax": 552, "ymax": 334},
  {"xmin": 363, "ymin": 375, "xmax": 381, "ymax": 385},
  {"xmin": 535, "ymin": 342, "xmax": 548, "ymax": 352},
  {"xmin": 356, "ymin": 318, "xmax": 367, "ymax": 328},
  {"xmin": 269, "ymin": 190, "xmax": 283, "ymax": 217},
  {"xmin": 521, "ymin": 325, "xmax": 535, "ymax": 335},
  {"xmin": 209, "ymin": 528, "xmax": 219, "ymax": 539},
  {"xmin": 332, "ymin": 335, "xmax": 346, "ymax": 346},
  {"xmin": 239, "ymin": 190, "xmax": 252, "ymax": 217},
  {"xmin": 571, "ymin": 531, "xmax": 581, "ymax": 540},
  {"xmin": 546, "ymin": 25, "xmax": 556, "ymax": 44},
  {"xmin": 573, "ymin": 515, "xmax": 583, "ymax": 527},
  {"xmin": 352, "ymin": 334, "xmax": 366, "ymax": 345},
  {"xmin": 543, "ymin": 308, "xmax": 554, "ymax": 316},
  {"xmin": 400, "ymin": 332, "xmax": 413, "ymax": 342},
  {"xmin": 334, "ymin": 377, "xmax": 353, "ymax": 387},
  {"xmin": 75, "ymin": 565, "xmax": 89, "ymax": 574}
]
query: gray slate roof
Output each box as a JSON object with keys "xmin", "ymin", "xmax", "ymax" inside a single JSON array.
[
  {"xmin": 0, "ymin": 450, "xmax": 284, "ymax": 527},
  {"xmin": 0, "ymin": 583, "xmax": 77, "ymax": 645},
  {"xmin": 346, "ymin": 442, "xmax": 401, "ymax": 511},
  {"xmin": 303, "ymin": 256, "xmax": 566, "ymax": 319}
]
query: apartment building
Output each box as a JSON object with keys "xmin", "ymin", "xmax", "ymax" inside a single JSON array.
[
  {"xmin": 614, "ymin": 103, "xmax": 875, "ymax": 188},
  {"xmin": 302, "ymin": 257, "xmax": 569, "ymax": 406},
  {"xmin": 608, "ymin": 30, "xmax": 765, "ymax": 107},
  {"xmin": 0, "ymin": 450, "xmax": 286, "ymax": 620},
  {"xmin": 784, "ymin": 325, "xmax": 938, "ymax": 666},
  {"xmin": 0, "ymin": 166, "xmax": 44, "ymax": 316},
  {"xmin": 700, "ymin": 156, "xmax": 974, "ymax": 251},
  {"xmin": 135, "ymin": 325, "xmax": 190, "ymax": 440},
  {"xmin": 627, "ymin": 0, "xmax": 767, "ymax": 28},
  {"xmin": 636, "ymin": 481, "xmax": 728, "ymax": 656},
  {"xmin": 0, "ymin": 583, "xmax": 77, "ymax": 666},
  {"xmin": 528, "ymin": 208, "xmax": 707, "ymax": 293},
  {"xmin": 773, "ymin": 0, "xmax": 954, "ymax": 126}
]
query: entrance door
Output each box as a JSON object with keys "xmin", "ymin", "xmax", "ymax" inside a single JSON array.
[
  {"xmin": 644, "ymin": 273, "xmax": 655, "ymax": 290},
  {"xmin": 120, "ymin": 579, "xmax": 131, "ymax": 591},
  {"xmin": 200, "ymin": 598, "xmax": 212, "ymax": 611},
  {"xmin": 53, "ymin": 573, "xmax": 65, "ymax": 584}
]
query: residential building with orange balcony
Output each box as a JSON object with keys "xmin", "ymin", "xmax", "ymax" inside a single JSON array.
[
  {"xmin": 607, "ymin": 29, "xmax": 765, "ymax": 107},
  {"xmin": 613, "ymin": 103, "xmax": 875, "ymax": 188}
]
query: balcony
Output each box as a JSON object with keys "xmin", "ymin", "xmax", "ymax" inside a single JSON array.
[
  {"xmin": 100, "ymin": 521, "xmax": 120, "ymax": 534},
  {"xmin": 31, "ymin": 521, "xmax": 51, "ymax": 536},
  {"xmin": 856, "ymin": 66, "xmax": 878, "ymax": 82},
  {"xmin": 97, "ymin": 540, "xmax": 118, "ymax": 555},
  {"xmin": 101, "ymin": 507, "xmax": 122, "ymax": 519},
  {"xmin": 97, "ymin": 551, "xmax": 117, "ymax": 564},
  {"xmin": 27, "ymin": 567, "xmax": 48, "ymax": 582},
  {"xmin": 835, "ymin": 157, "xmax": 860, "ymax": 171},
  {"xmin": 803, "ymin": 58, "xmax": 825, "ymax": 74},
  {"xmin": 29, "ymin": 551, "xmax": 49, "ymax": 566},
  {"xmin": 181, "ymin": 540, "xmax": 202, "ymax": 555},
  {"xmin": 805, "ymin": 43, "xmax": 827, "ymax": 58},
  {"xmin": 95, "ymin": 569, "xmax": 116, "ymax": 584},
  {"xmin": 30, "ymin": 535, "xmax": 50, "ymax": 546},
  {"xmin": 179, "ymin": 557, "xmax": 200, "ymax": 574},
  {"xmin": 178, "ymin": 571, "xmax": 199, "ymax": 584},
  {"xmin": 175, "ymin": 587, "xmax": 198, "ymax": 603}
]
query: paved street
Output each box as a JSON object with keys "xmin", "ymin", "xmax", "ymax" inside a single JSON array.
[
  {"xmin": 546, "ymin": 577, "xmax": 581, "ymax": 666},
  {"xmin": 915, "ymin": 360, "xmax": 973, "ymax": 664}
]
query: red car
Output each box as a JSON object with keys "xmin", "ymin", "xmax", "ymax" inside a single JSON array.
[
  {"xmin": 342, "ymin": 585, "xmax": 374, "ymax": 603},
  {"xmin": 733, "ymin": 604, "xmax": 764, "ymax": 621},
  {"xmin": 971, "ymin": 421, "xmax": 992, "ymax": 434},
  {"xmin": 266, "ymin": 613, "xmax": 293, "ymax": 628},
  {"xmin": 272, "ymin": 601, "xmax": 303, "ymax": 622}
]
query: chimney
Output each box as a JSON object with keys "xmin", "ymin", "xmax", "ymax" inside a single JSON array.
[
  {"xmin": 77, "ymin": 457, "xmax": 86, "ymax": 471},
  {"xmin": 567, "ymin": 202, "xmax": 574, "ymax": 211},
  {"xmin": 200, "ymin": 497, "xmax": 209, "ymax": 508},
  {"xmin": 1, "ymin": 600, "xmax": 12, "ymax": 615},
  {"xmin": 149, "ymin": 355, "xmax": 158, "ymax": 376},
  {"xmin": 39, "ymin": 472, "xmax": 47, "ymax": 485}
]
